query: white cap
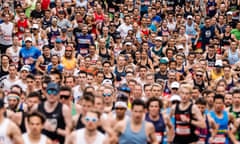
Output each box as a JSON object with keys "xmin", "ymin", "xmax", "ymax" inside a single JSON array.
[
  {"xmin": 102, "ymin": 79, "xmax": 113, "ymax": 86},
  {"xmin": 20, "ymin": 65, "xmax": 31, "ymax": 72},
  {"xmin": 187, "ymin": 15, "xmax": 193, "ymax": 19},
  {"xmin": 32, "ymin": 24, "xmax": 39, "ymax": 29},
  {"xmin": 215, "ymin": 59, "xmax": 223, "ymax": 67},
  {"xmin": 170, "ymin": 94, "xmax": 181, "ymax": 102},
  {"xmin": 125, "ymin": 42, "xmax": 132, "ymax": 46},
  {"xmin": 177, "ymin": 44, "xmax": 184, "ymax": 50},
  {"xmin": 171, "ymin": 81, "xmax": 180, "ymax": 89},
  {"xmin": 115, "ymin": 101, "xmax": 127, "ymax": 108},
  {"xmin": 227, "ymin": 11, "xmax": 233, "ymax": 15},
  {"xmin": 155, "ymin": 36, "xmax": 162, "ymax": 41},
  {"xmin": 25, "ymin": 37, "xmax": 32, "ymax": 42}
]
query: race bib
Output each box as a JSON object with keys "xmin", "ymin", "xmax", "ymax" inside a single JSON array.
[
  {"xmin": 46, "ymin": 118, "xmax": 58, "ymax": 130},
  {"xmin": 213, "ymin": 134, "xmax": 226, "ymax": 143},
  {"xmin": 144, "ymin": 1, "xmax": 150, "ymax": 5},
  {"xmin": 109, "ymin": 8, "xmax": 115, "ymax": 13},
  {"xmin": 197, "ymin": 138, "xmax": 205, "ymax": 144},
  {"xmin": 155, "ymin": 132, "xmax": 163, "ymax": 142},
  {"xmin": 51, "ymin": 36, "xmax": 56, "ymax": 43},
  {"xmin": 176, "ymin": 125, "xmax": 191, "ymax": 135},
  {"xmin": 3, "ymin": 35, "xmax": 11, "ymax": 41},
  {"xmin": 80, "ymin": 48, "xmax": 88, "ymax": 54}
]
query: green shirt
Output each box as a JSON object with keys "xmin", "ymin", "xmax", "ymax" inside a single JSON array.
[{"xmin": 231, "ymin": 29, "xmax": 240, "ymax": 40}]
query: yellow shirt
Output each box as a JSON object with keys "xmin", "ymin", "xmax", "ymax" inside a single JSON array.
[
  {"xmin": 210, "ymin": 69, "xmax": 224, "ymax": 81},
  {"xmin": 61, "ymin": 57, "xmax": 76, "ymax": 71}
]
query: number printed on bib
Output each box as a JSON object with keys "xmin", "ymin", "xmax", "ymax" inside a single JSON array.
[
  {"xmin": 197, "ymin": 138, "xmax": 205, "ymax": 144},
  {"xmin": 213, "ymin": 134, "xmax": 226, "ymax": 144},
  {"xmin": 176, "ymin": 125, "xmax": 190, "ymax": 135},
  {"xmin": 155, "ymin": 132, "xmax": 163, "ymax": 142}
]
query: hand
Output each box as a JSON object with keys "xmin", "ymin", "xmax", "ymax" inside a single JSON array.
[{"xmin": 180, "ymin": 115, "xmax": 190, "ymax": 123}]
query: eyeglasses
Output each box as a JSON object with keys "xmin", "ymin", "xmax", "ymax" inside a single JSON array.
[
  {"xmin": 85, "ymin": 117, "xmax": 98, "ymax": 123},
  {"xmin": 60, "ymin": 95, "xmax": 70, "ymax": 99},
  {"xmin": 47, "ymin": 89, "xmax": 58, "ymax": 95},
  {"xmin": 196, "ymin": 74, "xmax": 203, "ymax": 77},
  {"xmin": 103, "ymin": 93, "xmax": 112, "ymax": 97}
]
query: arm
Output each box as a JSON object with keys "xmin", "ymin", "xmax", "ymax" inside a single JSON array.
[
  {"xmin": 57, "ymin": 104, "xmax": 72, "ymax": 137},
  {"xmin": 164, "ymin": 114, "xmax": 174, "ymax": 143},
  {"xmin": 191, "ymin": 105, "xmax": 206, "ymax": 129},
  {"xmin": 64, "ymin": 131, "xmax": 76, "ymax": 144},
  {"xmin": 8, "ymin": 120, "xmax": 24, "ymax": 144},
  {"xmin": 207, "ymin": 114, "xmax": 218, "ymax": 138},
  {"xmin": 147, "ymin": 122, "xmax": 158, "ymax": 144},
  {"xmin": 35, "ymin": 56, "xmax": 45, "ymax": 74}
]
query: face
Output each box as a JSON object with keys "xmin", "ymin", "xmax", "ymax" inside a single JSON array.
[
  {"xmin": 81, "ymin": 100, "xmax": 93, "ymax": 115},
  {"xmin": 224, "ymin": 94, "xmax": 232, "ymax": 107},
  {"xmin": 214, "ymin": 99, "xmax": 224, "ymax": 112},
  {"xmin": 233, "ymin": 93, "xmax": 240, "ymax": 105},
  {"xmin": 26, "ymin": 97, "xmax": 40, "ymax": 110},
  {"xmin": 84, "ymin": 112, "xmax": 99, "ymax": 131},
  {"xmin": 28, "ymin": 116, "xmax": 44, "ymax": 135},
  {"xmin": 115, "ymin": 106, "xmax": 126, "ymax": 118},
  {"xmin": 151, "ymin": 86, "xmax": 162, "ymax": 97},
  {"xmin": 144, "ymin": 86, "xmax": 152, "ymax": 98},
  {"xmin": 139, "ymin": 68, "xmax": 147, "ymax": 77},
  {"xmin": 26, "ymin": 78, "xmax": 35, "ymax": 89},
  {"xmin": 79, "ymin": 73, "xmax": 87, "ymax": 83},
  {"xmin": 8, "ymin": 66, "xmax": 17, "ymax": 76},
  {"xmin": 132, "ymin": 105, "xmax": 144, "ymax": 122},
  {"xmin": 59, "ymin": 90, "xmax": 71, "ymax": 104},
  {"xmin": 216, "ymin": 86, "xmax": 225, "ymax": 95},
  {"xmin": 103, "ymin": 89, "xmax": 112, "ymax": 103},
  {"xmin": 46, "ymin": 89, "xmax": 59, "ymax": 103},
  {"xmin": 179, "ymin": 88, "xmax": 191, "ymax": 103},
  {"xmin": 197, "ymin": 104, "xmax": 206, "ymax": 114},
  {"xmin": 94, "ymin": 97, "xmax": 104, "ymax": 111},
  {"xmin": 148, "ymin": 101, "xmax": 160, "ymax": 116},
  {"xmin": 206, "ymin": 93, "xmax": 214, "ymax": 106}
]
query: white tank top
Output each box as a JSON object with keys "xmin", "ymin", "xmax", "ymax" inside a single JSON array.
[
  {"xmin": 0, "ymin": 118, "xmax": 13, "ymax": 144},
  {"xmin": 22, "ymin": 133, "xmax": 47, "ymax": 144},
  {"xmin": 0, "ymin": 22, "xmax": 13, "ymax": 45},
  {"xmin": 8, "ymin": 46, "xmax": 21, "ymax": 63},
  {"xmin": 76, "ymin": 128, "xmax": 105, "ymax": 144}
]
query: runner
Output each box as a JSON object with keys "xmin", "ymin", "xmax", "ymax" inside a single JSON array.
[
  {"xmin": 112, "ymin": 99, "xmax": 158, "ymax": 144},
  {"xmin": 22, "ymin": 111, "xmax": 52, "ymax": 144},
  {"xmin": 170, "ymin": 83, "xmax": 206, "ymax": 144},
  {"xmin": 0, "ymin": 98, "xmax": 24, "ymax": 143},
  {"xmin": 65, "ymin": 109, "xmax": 106, "ymax": 144}
]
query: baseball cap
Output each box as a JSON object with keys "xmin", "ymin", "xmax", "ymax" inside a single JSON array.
[
  {"xmin": 177, "ymin": 45, "xmax": 184, "ymax": 50},
  {"xmin": 25, "ymin": 37, "xmax": 32, "ymax": 42},
  {"xmin": 171, "ymin": 81, "xmax": 180, "ymax": 89},
  {"xmin": 115, "ymin": 101, "xmax": 127, "ymax": 109},
  {"xmin": 125, "ymin": 42, "xmax": 132, "ymax": 46},
  {"xmin": 61, "ymin": 28, "xmax": 67, "ymax": 33},
  {"xmin": 46, "ymin": 82, "xmax": 60, "ymax": 93},
  {"xmin": 55, "ymin": 38, "xmax": 62, "ymax": 43},
  {"xmin": 227, "ymin": 11, "xmax": 233, "ymax": 15},
  {"xmin": 118, "ymin": 84, "xmax": 131, "ymax": 93},
  {"xmin": 155, "ymin": 36, "xmax": 162, "ymax": 41},
  {"xmin": 215, "ymin": 60, "xmax": 223, "ymax": 67},
  {"xmin": 102, "ymin": 79, "xmax": 113, "ymax": 86},
  {"xmin": 159, "ymin": 57, "xmax": 169, "ymax": 64},
  {"xmin": 187, "ymin": 15, "xmax": 193, "ymax": 19},
  {"xmin": 20, "ymin": 65, "xmax": 31, "ymax": 72},
  {"xmin": 170, "ymin": 94, "xmax": 181, "ymax": 102},
  {"xmin": 0, "ymin": 99, "xmax": 4, "ymax": 109}
]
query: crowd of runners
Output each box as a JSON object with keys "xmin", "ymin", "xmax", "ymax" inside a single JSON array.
[{"xmin": 0, "ymin": 0, "xmax": 240, "ymax": 143}]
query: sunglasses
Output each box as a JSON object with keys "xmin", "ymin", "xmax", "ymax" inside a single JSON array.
[
  {"xmin": 60, "ymin": 95, "xmax": 70, "ymax": 99},
  {"xmin": 85, "ymin": 117, "xmax": 98, "ymax": 123},
  {"xmin": 172, "ymin": 88, "xmax": 178, "ymax": 90},
  {"xmin": 103, "ymin": 93, "xmax": 112, "ymax": 97},
  {"xmin": 196, "ymin": 74, "xmax": 203, "ymax": 77},
  {"xmin": 47, "ymin": 89, "xmax": 58, "ymax": 95}
]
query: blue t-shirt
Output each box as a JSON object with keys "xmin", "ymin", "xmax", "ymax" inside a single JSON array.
[
  {"xmin": 19, "ymin": 46, "xmax": 41, "ymax": 71},
  {"xmin": 47, "ymin": 64, "xmax": 64, "ymax": 73}
]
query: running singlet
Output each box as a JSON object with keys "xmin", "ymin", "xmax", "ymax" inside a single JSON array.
[
  {"xmin": 119, "ymin": 119, "xmax": 148, "ymax": 144},
  {"xmin": 228, "ymin": 49, "xmax": 239, "ymax": 65},
  {"xmin": 76, "ymin": 128, "xmax": 105, "ymax": 144},
  {"xmin": 209, "ymin": 110, "xmax": 229, "ymax": 144},
  {"xmin": 196, "ymin": 115, "xmax": 210, "ymax": 144},
  {"xmin": 174, "ymin": 103, "xmax": 199, "ymax": 143},
  {"xmin": 22, "ymin": 133, "xmax": 47, "ymax": 144},
  {"xmin": 17, "ymin": 19, "xmax": 28, "ymax": 40},
  {"xmin": 37, "ymin": 102, "xmax": 66, "ymax": 144},
  {"xmin": 145, "ymin": 113, "xmax": 166, "ymax": 144},
  {"xmin": 0, "ymin": 119, "xmax": 12, "ymax": 144}
]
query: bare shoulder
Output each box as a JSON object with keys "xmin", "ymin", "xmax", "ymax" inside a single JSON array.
[
  {"xmin": 145, "ymin": 121, "xmax": 155, "ymax": 131},
  {"xmin": 46, "ymin": 137, "xmax": 53, "ymax": 144}
]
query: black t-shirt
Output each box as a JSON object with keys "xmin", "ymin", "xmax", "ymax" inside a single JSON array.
[{"xmin": 30, "ymin": 10, "xmax": 44, "ymax": 19}]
